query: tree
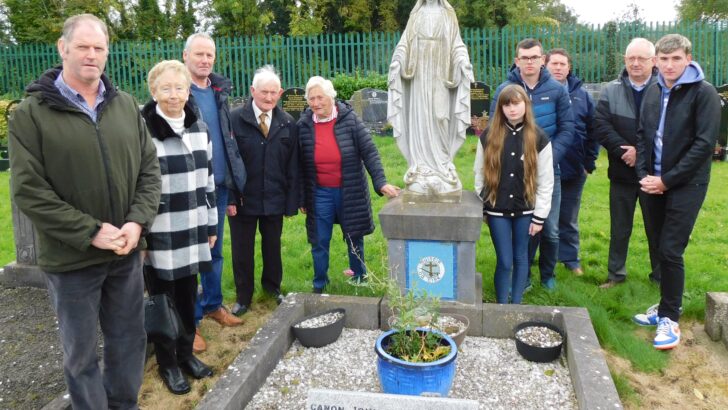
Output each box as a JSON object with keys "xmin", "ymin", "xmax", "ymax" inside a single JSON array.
[
  {"xmin": 288, "ymin": 0, "xmax": 324, "ymax": 36},
  {"xmin": 133, "ymin": 0, "xmax": 173, "ymax": 40},
  {"xmin": 263, "ymin": 0, "xmax": 291, "ymax": 35},
  {"xmin": 201, "ymin": 0, "xmax": 270, "ymax": 37},
  {"xmin": 678, "ymin": 0, "xmax": 728, "ymax": 23}
]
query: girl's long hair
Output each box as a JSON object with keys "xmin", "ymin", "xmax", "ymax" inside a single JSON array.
[{"xmin": 483, "ymin": 84, "xmax": 539, "ymax": 207}]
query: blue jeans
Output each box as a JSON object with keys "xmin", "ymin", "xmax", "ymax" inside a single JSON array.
[
  {"xmin": 311, "ymin": 186, "xmax": 365, "ymax": 289},
  {"xmin": 195, "ymin": 185, "xmax": 227, "ymax": 325},
  {"xmin": 44, "ymin": 253, "xmax": 145, "ymax": 410},
  {"xmin": 558, "ymin": 173, "xmax": 586, "ymax": 270},
  {"xmin": 488, "ymin": 215, "xmax": 531, "ymax": 304},
  {"xmin": 529, "ymin": 175, "xmax": 561, "ymax": 283}
]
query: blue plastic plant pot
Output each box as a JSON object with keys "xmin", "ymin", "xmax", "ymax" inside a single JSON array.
[{"xmin": 375, "ymin": 328, "xmax": 458, "ymax": 397}]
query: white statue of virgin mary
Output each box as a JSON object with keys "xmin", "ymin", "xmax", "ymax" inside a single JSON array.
[{"xmin": 387, "ymin": 0, "xmax": 474, "ymax": 200}]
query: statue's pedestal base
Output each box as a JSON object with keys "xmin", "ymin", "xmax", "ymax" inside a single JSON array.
[
  {"xmin": 379, "ymin": 191, "xmax": 483, "ymax": 305},
  {"xmin": 401, "ymin": 188, "xmax": 462, "ymax": 204}
]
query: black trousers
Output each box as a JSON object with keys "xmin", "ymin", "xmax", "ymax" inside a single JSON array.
[
  {"xmin": 146, "ymin": 272, "xmax": 198, "ymax": 369},
  {"xmin": 229, "ymin": 213, "xmax": 284, "ymax": 306},
  {"xmin": 607, "ymin": 181, "xmax": 660, "ymax": 281},
  {"xmin": 640, "ymin": 183, "xmax": 708, "ymax": 322}
]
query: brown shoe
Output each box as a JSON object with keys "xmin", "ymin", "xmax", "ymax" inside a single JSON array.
[
  {"xmin": 571, "ymin": 267, "xmax": 584, "ymax": 276},
  {"xmin": 599, "ymin": 279, "xmax": 623, "ymax": 289},
  {"xmin": 193, "ymin": 328, "xmax": 206, "ymax": 353},
  {"xmin": 205, "ymin": 306, "xmax": 243, "ymax": 326}
]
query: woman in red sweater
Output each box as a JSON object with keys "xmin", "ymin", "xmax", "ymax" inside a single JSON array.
[{"xmin": 298, "ymin": 76, "xmax": 399, "ymax": 293}]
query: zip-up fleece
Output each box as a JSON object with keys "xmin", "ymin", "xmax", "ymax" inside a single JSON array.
[{"xmin": 8, "ymin": 67, "xmax": 161, "ymax": 272}]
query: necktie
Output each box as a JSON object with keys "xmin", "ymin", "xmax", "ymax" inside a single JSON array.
[{"xmin": 259, "ymin": 112, "xmax": 269, "ymax": 137}]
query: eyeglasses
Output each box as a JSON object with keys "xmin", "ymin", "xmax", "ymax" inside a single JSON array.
[
  {"xmin": 624, "ymin": 56, "xmax": 652, "ymax": 64},
  {"xmin": 157, "ymin": 86, "xmax": 189, "ymax": 96},
  {"xmin": 518, "ymin": 55, "xmax": 542, "ymax": 63}
]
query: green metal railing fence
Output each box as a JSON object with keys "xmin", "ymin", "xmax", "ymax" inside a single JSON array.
[{"xmin": 1, "ymin": 22, "xmax": 727, "ymax": 102}]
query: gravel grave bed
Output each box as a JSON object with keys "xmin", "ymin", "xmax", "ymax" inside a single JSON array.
[
  {"xmin": 246, "ymin": 328, "xmax": 577, "ymax": 409},
  {"xmin": 0, "ymin": 286, "xmax": 65, "ymax": 410}
]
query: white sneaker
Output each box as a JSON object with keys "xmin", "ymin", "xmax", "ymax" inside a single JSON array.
[
  {"xmin": 653, "ymin": 317, "xmax": 680, "ymax": 350},
  {"xmin": 633, "ymin": 304, "xmax": 659, "ymax": 326}
]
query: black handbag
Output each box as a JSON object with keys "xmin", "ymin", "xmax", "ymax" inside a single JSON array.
[{"xmin": 143, "ymin": 268, "xmax": 183, "ymax": 341}]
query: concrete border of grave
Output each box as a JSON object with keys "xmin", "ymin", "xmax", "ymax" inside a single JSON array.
[{"xmin": 191, "ymin": 293, "xmax": 621, "ymax": 410}]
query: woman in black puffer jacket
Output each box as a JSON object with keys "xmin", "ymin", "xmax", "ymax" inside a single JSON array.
[{"xmin": 298, "ymin": 76, "xmax": 399, "ymax": 293}]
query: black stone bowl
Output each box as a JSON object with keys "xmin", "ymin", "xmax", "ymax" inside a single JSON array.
[
  {"xmin": 291, "ymin": 308, "xmax": 346, "ymax": 348},
  {"xmin": 513, "ymin": 321, "xmax": 565, "ymax": 363}
]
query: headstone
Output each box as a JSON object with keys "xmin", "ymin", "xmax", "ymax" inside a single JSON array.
[
  {"xmin": 716, "ymin": 84, "xmax": 728, "ymax": 148},
  {"xmin": 306, "ymin": 389, "xmax": 479, "ymax": 410},
  {"xmin": 349, "ymin": 88, "xmax": 389, "ymax": 134},
  {"xmin": 280, "ymin": 87, "xmax": 306, "ymax": 121},
  {"xmin": 469, "ymin": 82, "xmax": 489, "ymax": 134},
  {"xmin": 2, "ymin": 196, "xmax": 46, "ymax": 288}
]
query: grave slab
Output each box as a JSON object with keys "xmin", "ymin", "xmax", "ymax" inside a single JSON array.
[{"xmin": 307, "ymin": 388, "xmax": 479, "ymax": 410}]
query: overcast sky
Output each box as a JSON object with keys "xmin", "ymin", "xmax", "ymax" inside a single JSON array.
[{"xmin": 560, "ymin": 0, "xmax": 680, "ymax": 25}]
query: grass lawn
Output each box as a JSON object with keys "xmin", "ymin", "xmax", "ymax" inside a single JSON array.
[{"xmin": 2, "ymin": 136, "xmax": 727, "ymax": 401}]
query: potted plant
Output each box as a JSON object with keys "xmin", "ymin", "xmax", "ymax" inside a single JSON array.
[{"xmin": 367, "ymin": 270, "xmax": 458, "ymax": 397}]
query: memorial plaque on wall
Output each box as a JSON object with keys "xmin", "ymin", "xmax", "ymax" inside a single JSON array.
[
  {"xmin": 470, "ymin": 82, "xmax": 490, "ymax": 135},
  {"xmin": 280, "ymin": 87, "xmax": 306, "ymax": 120},
  {"xmin": 717, "ymin": 84, "xmax": 728, "ymax": 147}
]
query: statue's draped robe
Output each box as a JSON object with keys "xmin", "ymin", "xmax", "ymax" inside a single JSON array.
[{"xmin": 388, "ymin": 4, "xmax": 472, "ymax": 194}]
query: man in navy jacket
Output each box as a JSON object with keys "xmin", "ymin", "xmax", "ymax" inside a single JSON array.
[
  {"xmin": 490, "ymin": 38, "xmax": 574, "ymax": 289},
  {"xmin": 228, "ymin": 65, "xmax": 299, "ymax": 315},
  {"xmin": 184, "ymin": 33, "xmax": 246, "ymax": 353},
  {"xmin": 545, "ymin": 48, "xmax": 599, "ymax": 277}
]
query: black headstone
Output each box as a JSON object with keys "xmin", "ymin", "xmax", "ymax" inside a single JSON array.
[
  {"xmin": 717, "ymin": 84, "xmax": 728, "ymax": 147},
  {"xmin": 470, "ymin": 82, "xmax": 490, "ymax": 135},
  {"xmin": 349, "ymin": 88, "xmax": 389, "ymax": 133},
  {"xmin": 280, "ymin": 87, "xmax": 307, "ymax": 121}
]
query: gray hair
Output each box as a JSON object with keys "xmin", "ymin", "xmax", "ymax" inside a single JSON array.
[
  {"xmin": 61, "ymin": 14, "xmax": 109, "ymax": 44},
  {"xmin": 305, "ymin": 76, "xmax": 337, "ymax": 101},
  {"xmin": 655, "ymin": 34, "xmax": 692, "ymax": 55},
  {"xmin": 252, "ymin": 65, "xmax": 282, "ymax": 89},
  {"xmin": 184, "ymin": 33, "xmax": 215, "ymax": 52},
  {"xmin": 625, "ymin": 37, "xmax": 655, "ymax": 56}
]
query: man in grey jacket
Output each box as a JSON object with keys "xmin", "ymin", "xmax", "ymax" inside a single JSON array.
[{"xmin": 594, "ymin": 38, "xmax": 661, "ymax": 289}]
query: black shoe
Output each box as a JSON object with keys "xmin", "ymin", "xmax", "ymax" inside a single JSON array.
[
  {"xmin": 231, "ymin": 303, "xmax": 248, "ymax": 316},
  {"xmin": 313, "ymin": 287, "xmax": 323, "ymax": 294},
  {"xmin": 179, "ymin": 356, "xmax": 213, "ymax": 379},
  {"xmin": 275, "ymin": 293, "xmax": 284, "ymax": 305},
  {"xmin": 158, "ymin": 366, "xmax": 191, "ymax": 395}
]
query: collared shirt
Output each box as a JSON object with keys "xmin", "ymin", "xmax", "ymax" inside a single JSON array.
[
  {"xmin": 54, "ymin": 71, "xmax": 106, "ymax": 122},
  {"xmin": 313, "ymin": 106, "xmax": 338, "ymax": 124},
  {"xmin": 252, "ymin": 101, "xmax": 272, "ymax": 130},
  {"xmin": 629, "ymin": 79, "xmax": 649, "ymax": 92}
]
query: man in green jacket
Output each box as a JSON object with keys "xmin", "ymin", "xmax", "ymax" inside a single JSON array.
[{"xmin": 8, "ymin": 14, "xmax": 160, "ymax": 410}]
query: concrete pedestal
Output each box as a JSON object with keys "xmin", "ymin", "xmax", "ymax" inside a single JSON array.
[{"xmin": 379, "ymin": 191, "xmax": 483, "ymax": 305}]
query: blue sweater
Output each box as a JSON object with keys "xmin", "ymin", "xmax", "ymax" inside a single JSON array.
[{"xmin": 491, "ymin": 66, "xmax": 574, "ymax": 173}]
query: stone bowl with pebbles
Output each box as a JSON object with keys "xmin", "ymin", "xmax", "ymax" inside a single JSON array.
[
  {"xmin": 513, "ymin": 321, "xmax": 565, "ymax": 363},
  {"xmin": 291, "ymin": 308, "xmax": 346, "ymax": 348}
]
